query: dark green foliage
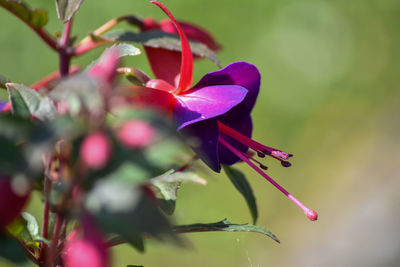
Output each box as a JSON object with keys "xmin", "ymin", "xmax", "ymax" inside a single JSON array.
[
  {"xmin": 0, "ymin": 0, "xmax": 48, "ymax": 28},
  {"xmin": 55, "ymin": 0, "xmax": 83, "ymax": 23}
]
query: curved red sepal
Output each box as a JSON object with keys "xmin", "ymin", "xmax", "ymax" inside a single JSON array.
[{"xmin": 150, "ymin": 1, "xmax": 193, "ymax": 93}]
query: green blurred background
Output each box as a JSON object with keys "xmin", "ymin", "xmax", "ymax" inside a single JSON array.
[{"xmin": 1, "ymin": 0, "xmax": 400, "ymax": 266}]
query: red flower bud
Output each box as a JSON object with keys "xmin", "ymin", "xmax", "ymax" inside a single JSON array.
[
  {"xmin": 63, "ymin": 218, "xmax": 110, "ymax": 267},
  {"xmin": 88, "ymin": 48, "xmax": 120, "ymax": 86},
  {"xmin": 0, "ymin": 177, "xmax": 30, "ymax": 229},
  {"xmin": 80, "ymin": 132, "xmax": 112, "ymax": 170},
  {"xmin": 118, "ymin": 120, "xmax": 156, "ymax": 149}
]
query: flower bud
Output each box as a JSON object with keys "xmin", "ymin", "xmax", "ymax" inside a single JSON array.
[
  {"xmin": 80, "ymin": 132, "xmax": 112, "ymax": 170},
  {"xmin": 118, "ymin": 120, "xmax": 156, "ymax": 149},
  {"xmin": 88, "ymin": 48, "xmax": 120, "ymax": 86},
  {"xmin": 0, "ymin": 177, "xmax": 30, "ymax": 229},
  {"xmin": 63, "ymin": 218, "xmax": 110, "ymax": 267}
]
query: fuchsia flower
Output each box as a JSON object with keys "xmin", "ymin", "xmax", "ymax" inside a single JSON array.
[
  {"xmin": 139, "ymin": 12, "xmax": 221, "ymax": 86},
  {"xmin": 130, "ymin": 1, "xmax": 318, "ymax": 221}
]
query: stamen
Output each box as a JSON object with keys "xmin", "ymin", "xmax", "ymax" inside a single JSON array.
[
  {"xmin": 246, "ymin": 153, "xmax": 268, "ymax": 170},
  {"xmin": 218, "ymin": 121, "xmax": 292, "ymax": 162},
  {"xmin": 219, "ymin": 137, "xmax": 317, "ymax": 221},
  {"xmin": 150, "ymin": 1, "xmax": 193, "ymax": 93}
]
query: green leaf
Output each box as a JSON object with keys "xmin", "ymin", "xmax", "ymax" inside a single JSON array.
[
  {"xmin": 108, "ymin": 107, "xmax": 186, "ymax": 171},
  {"xmin": 6, "ymin": 212, "xmax": 48, "ymax": 250},
  {"xmin": 0, "ymin": 233, "xmax": 28, "ymax": 264},
  {"xmin": 85, "ymin": 43, "xmax": 141, "ymax": 72},
  {"xmin": 149, "ymin": 169, "xmax": 207, "ymax": 215},
  {"xmin": 21, "ymin": 212, "xmax": 39, "ymax": 237},
  {"xmin": 86, "ymin": 183, "xmax": 175, "ymax": 252},
  {"xmin": 55, "ymin": 0, "xmax": 83, "ymax": 23},
  {"xmin": 102, "ymin": 30, "xmax": 221, "ymax": 67},
  {"xmin": 173, "ymin": 219, "xmax": 279, "ymax": 243},
  {"xmin": 223, "ymin": 166, "xmax": 258, "ymax": 224},
  {"xmin": 6, "ymin": 83, "xmax": 57, "ymax": 121},
  {"xmin": 0, "ymin": 115, "xmax": 35, "ymax": 142},
  {"xmin": 7, "ymin": 84, "xmax": 30, "ymax": 118},
  {"xmin": 0, "ymin": 136, "xmax": 27, "ymax": 175},
  {"xmin": 84, "ymin": 143, "xmax": 166, "ymax": 188},
  {"xmin": 50, "ymin": 74, "xmax": 103, "ymax": 117},
  {"xmin": 110, "ymin": 43, "xmax": 141, "ymax": 57},
  {"xmin": 0, "ymin": 0, "xmax": 48, "ymax": 28}
]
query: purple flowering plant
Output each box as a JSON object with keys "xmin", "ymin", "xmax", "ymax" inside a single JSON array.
[{"xmin": 0, "ymin": 0, "xmax": 317, "ymax": 266}]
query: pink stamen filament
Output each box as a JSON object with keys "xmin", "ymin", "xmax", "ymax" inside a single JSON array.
[
  {"xmin": 219, "ymin": 137, "xmax": 317, "ymax": 221},
  {"xmin": 150, "ymin": 1, "xmax": 193, "ymax": 93},
  {"xmin": 218, "ymin": 121, "xmax": 291, "ymax": 161}
]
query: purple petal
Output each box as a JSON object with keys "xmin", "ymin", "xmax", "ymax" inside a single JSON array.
[
  {"xmin": 218, "ymin": 115, "xmax": 253, "ymax": 165},
  {"xmin": 174, "ymin": 85, "xmax": 247, "ymax": 130},
  {"xmin": 193, "ymin": 62, "xmax": 260, "ymax": 118},
  {"xmin": 180, "ymin": 119, "xmax": 220, "ymax": 172}
]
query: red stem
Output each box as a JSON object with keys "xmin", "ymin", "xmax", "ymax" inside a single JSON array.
[
  {"xmin": 73, "ymin": 39, "xmax": 113, "ymax": 57},
  {"xmin": 42, "ymin": 176, "xmax": 51, "ymax": 238},
  {"xmin": 46, "ymin": 215, "xmax": 64, "ymax": 267},
  {"xmin": 35, "ymin": 28, "xmax": 58, "ymax": 52},
  {"xmin": 59, "ymin": 19, "xmax": 73, "ymax": 77}
]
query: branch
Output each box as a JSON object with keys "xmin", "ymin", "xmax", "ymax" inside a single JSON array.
[
  {"xmin": 59, "ymin": 19, "xmax": 73, "ymax": 77},
  {"xmin": 73, "ymin": 15, "xmax": 143, "ymax": 57}
]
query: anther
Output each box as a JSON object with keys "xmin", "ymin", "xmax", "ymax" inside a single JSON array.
[
  {"xmin": 281, "ymin": 161, "xmax": 291, "ymax": 167},
  {"xmin": 261, "ymin": 150, "xmax": 272, "ymax": 155},
  {"xmin": 259, "ymin": 164, "xmax": 268, "ymax": 170},
  {"xmin": 272, "ymin": 150, "xmax": 291, "ymax": 160},
  {"xmin": 257, "ymin": 152, "xmax": 266, "ymax": 158}
]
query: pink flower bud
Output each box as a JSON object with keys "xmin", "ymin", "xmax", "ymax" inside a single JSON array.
[
  {"xmin": 63, "ymin": 218, "xmax": 110, "ymax": 267},
  {"xmin": 80, "ymin": 132, "xmax": 112, "ymax": 170},
  {"xmin": 118, "ymin": 120, "xmax": 156, "ymax": 149},
  {"xmin": 88, "ymin": 48, "xmax": 120, "ymax": 86},
  {"xmin": 0, "ymin": 177, "xmax": 30, "ymax": 229}
]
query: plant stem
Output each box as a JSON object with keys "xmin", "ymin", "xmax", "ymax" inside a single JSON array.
[
  {"xmin": 77, "ymin": 15, "xmax": 143, "ymax": 46},
  {"xmin": 30, "ymin": 65, "xmax": 81, "ymax": 90},
  {"xmin": 42, "ymin": 173, "xmax": 51, "ymax": 242},
  {"xmin": 73, "ymin": 15, "xmax": 143, "ymax": 57},
  {"xmin": 46, "ymin": 214, "xmax": 64, "ymax": 267},
  {"xmin": 59, "ymin": 19, "xmax": 73, "ymax": 77},
  {"xmin": 73, "ymin": 39, "xmax": 113, "ymax": 57},
  {"xmin": 19, "ymin": 239, "xmax": 39, "ymax": 264},
  {"xmin": 34, "ymin": 28, "xmax": 58, "ymax": 52},
  {"xmin": 0, "ymin": 8, "xmax": 58, "ymax": 51}
]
